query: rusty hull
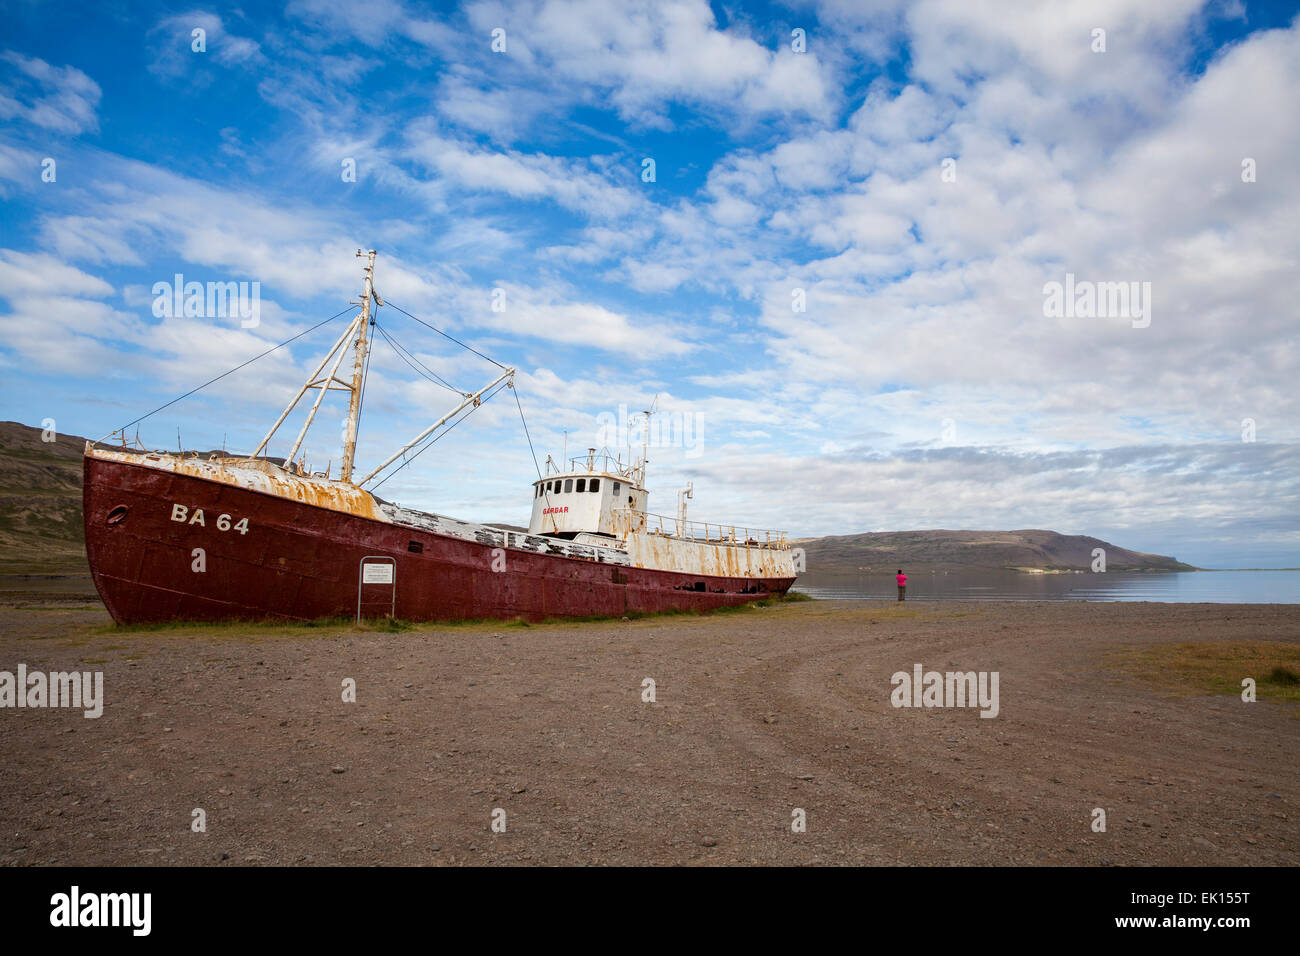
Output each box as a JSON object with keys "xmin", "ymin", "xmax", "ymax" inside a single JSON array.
[{"xmin": 82, "ymin": 450, "xmax": 795, "ymax": 624}]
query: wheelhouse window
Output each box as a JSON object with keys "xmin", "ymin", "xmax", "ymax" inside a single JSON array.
[
  {"xmin": 564, "ymin": 479, "xmax": 573, "ymax": 493},
  {"xmin": 576, "ymin": 478, "xmax": 586, "ymax": 493},
  {"xmin": 613, "ymin": 482, "xmax": 621, "ymax": 495},
  {"xmin": 590, "ymin": 479, "xmax": 600, "ymax": 492}
]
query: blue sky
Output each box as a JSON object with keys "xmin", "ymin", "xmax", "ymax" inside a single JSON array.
[{"xmin": 1, "ymin": 0, "xmax": 1298, "ymax": 568}]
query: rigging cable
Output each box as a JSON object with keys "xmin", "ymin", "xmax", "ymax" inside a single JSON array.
[
  {"xmin": 367, "ymin": 378, "xmax": 513, "ymax": 492},
  {"xmin": 513, "ymin": 381, "xmax": 557, "ymax": 531},
  {"xmin": 384, "ymin": 301, "xmax": 507, "ymax": 370},
  {"xmin": 377, "ymin": 300, "xmax": 543, "ymax": 488},
  {"xmin": 513, "ymin": 384, "xmax": 543, "ymax": 480},
  {"xmin": 373, "ymin": 321, "xmax": 466, "ymax": 396},
  {"xmin": 99, "ymin": 307, "xmax": 360, "ymax": 443}
]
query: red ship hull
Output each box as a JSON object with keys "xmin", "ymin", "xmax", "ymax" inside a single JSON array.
[{"xmin": 83, "ymin": 456, "xmax": 794, "ymax": 625}]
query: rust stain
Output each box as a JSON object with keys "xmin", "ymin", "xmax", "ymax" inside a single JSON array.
[
  {"xmin": 624, "ymin": 532, "xmax": 796, "ymax": 578},
  {"xmin": 87, "ymin": 446, "xmax": 387, "ymax": 522}
]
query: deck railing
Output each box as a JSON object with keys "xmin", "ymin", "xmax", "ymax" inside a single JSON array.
[
  {"xmin": 546, "ymin": 450, "xmax": 630, "ymax": 477},
  {"xmin": 612, "ymin": 509, "xmax": 788, "ymax": 550}
]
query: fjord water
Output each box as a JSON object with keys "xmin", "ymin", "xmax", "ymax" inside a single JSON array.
[{"xmin": 792, "ymin": 569, "xmax": 1300, "ymax": 604}]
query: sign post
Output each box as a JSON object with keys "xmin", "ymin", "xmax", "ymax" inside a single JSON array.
[{"xmin": 357, "ymin": 555, "xmax": 397, "ymax": 623}]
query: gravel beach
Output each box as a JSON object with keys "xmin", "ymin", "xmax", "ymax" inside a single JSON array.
[{"xmin": 2, "ymin": 596, "xmax": 1296, "ymax": 866}]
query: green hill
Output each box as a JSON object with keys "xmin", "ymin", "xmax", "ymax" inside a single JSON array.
[{"xmin": 0, "ymin": 420, "xmax": 87, "ymax": 573}]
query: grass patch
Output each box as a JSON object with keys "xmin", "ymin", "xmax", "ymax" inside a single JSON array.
[
  {"xmin": 85, "ymin": 592, "xmax": 816, "ymax": 638},
  {"xmin": 1268, "ymin": 665, "xmax": 1299, "ymax": 686},
  {"xmin": 94, "ymin": 614, "xmax": 355, "ymax": 636},
  {"xmin": 778, "ymin": 591, "xmax": 815, "ymax": 603},
  {"xmin": 1107, "ymin": 640, "xmax": 1300, "ymax": 705},
  {"xmin": 368, "ymin": 617, "xmax": 415, "ymax": 633},
  {"xmin": 7, "ymin": 604, "xmax": 103, "ymax": 611}
]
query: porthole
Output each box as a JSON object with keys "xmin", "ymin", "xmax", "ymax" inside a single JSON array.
[{"xmin": 106, "ymin": 505, "xmax": 129, "ymax": 525}]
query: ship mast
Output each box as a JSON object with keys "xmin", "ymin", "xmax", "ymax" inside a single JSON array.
[
  {"xmin": 341, "ymin": 249, "xmax": 377, "ymax": 483},
  {"xmin": 250, "ymin": 249, "xmax": 513, "ymax": 489},
  {"xmin": 637, "ymin": 394, "xmax": 658, "ymax": 486},
  {"xmin": 251, "ymin": 249, "xmax": 380, "ymax": 477}
]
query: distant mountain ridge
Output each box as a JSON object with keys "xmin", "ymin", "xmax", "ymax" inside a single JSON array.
[{"xmin": 794, "ymin": 529, "xmax": 1198, "ymax": 573}]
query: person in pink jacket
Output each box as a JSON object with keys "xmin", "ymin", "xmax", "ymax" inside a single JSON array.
[{"xmin": 896, "ymin": 569, "xmax": 907, "ymax": 602}]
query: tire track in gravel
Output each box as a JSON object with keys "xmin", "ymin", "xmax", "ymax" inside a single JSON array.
[
  {"xmin": 712, "ymin": 603, "xmax": 1299, "ymax": 864},
  {"xmin": 2, "ymin": 599, "xmax": 1296, "ymax": 865}
]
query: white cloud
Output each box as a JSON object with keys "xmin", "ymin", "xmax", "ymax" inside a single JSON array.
[
  {"xmin": 0, "ymin": 250, "xmax": 113, "ymax": 298},
  {"xmin": 285, "ymin": 0, "xmax": 459, "ymax": 49},
  {"xmin": 300, "ymin": 0, "xmax": 838, "ymax": 127},
  {"xmin": 147, "ymin": 11, "xmax": 264, "ymax": 78},
  {"xmin": 432, "ymin": 71, "xmax": 553, "ymax": 142},
  {"xmin": 480, "ymin": 283, "xmax": 694, "ymax": 357},
  {"xmin": 0, "ymin": 53, "xmax": 101, "ymax": 135},
  {"xmin": 404, "ymin": 128, "xmax": 644, "ymax": 219}
]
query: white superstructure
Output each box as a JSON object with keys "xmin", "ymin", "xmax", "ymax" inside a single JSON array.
[
  {"xmin": 528, "ymin": 449, "xmax": 647, "ymax": 538},
  {"xmin": 525, "ymin": 447, "xmax": 796, "ymax": 580}
]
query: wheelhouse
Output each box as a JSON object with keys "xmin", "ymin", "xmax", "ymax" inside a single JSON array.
[{"xmin": 527, "ymin": 449, "xmax": 647, "ymax": 538}]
